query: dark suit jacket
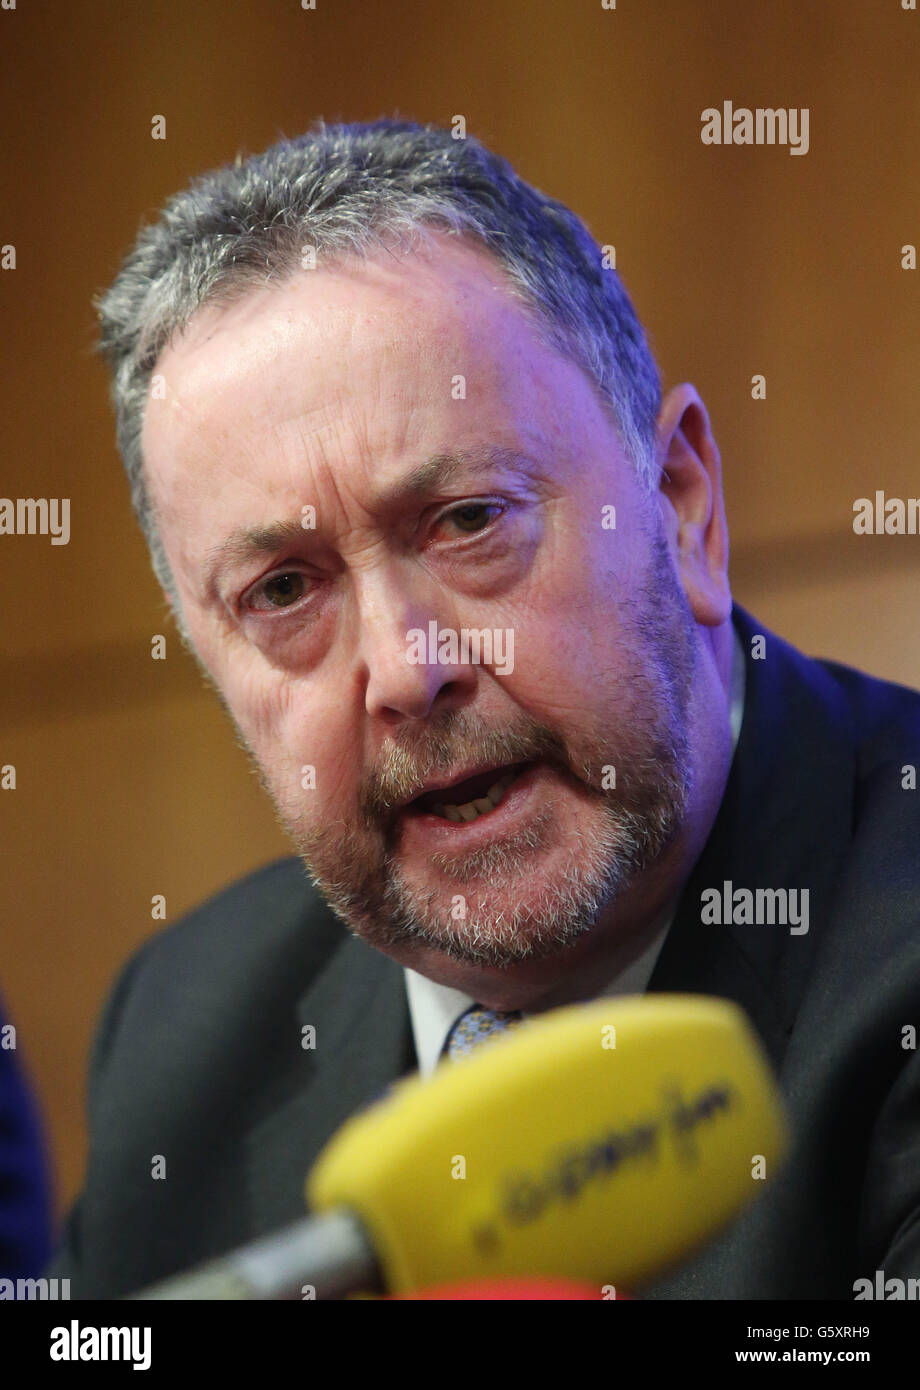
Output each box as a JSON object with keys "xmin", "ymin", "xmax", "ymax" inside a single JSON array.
[{"xmin": 46, "ymin": 604, "xmax": 920, "ymax": 1298}]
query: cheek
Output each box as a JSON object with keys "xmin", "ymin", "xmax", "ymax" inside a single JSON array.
[
  {"xmin": 249, "ymin": 681, "xmax": 357, "ymax": 816},
  {"xmin": 189, "ymin": 618, "xmax": 359, "ymax": 816},
  {"xmin": 208, "ymin": 645, "xmax": 302, "ymax": 778},
  {"xmin": 502, "ymin": 584, "xmax": 611, "ymax": 691},
  {"xmin": 496, "ymin": 585, "xmax": 639, "ymax": 735}
]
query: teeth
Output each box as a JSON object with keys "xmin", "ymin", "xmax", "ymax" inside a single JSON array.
[{"xmin": 432, "ymin": 769, "xmax": 522, "ymax": 822}]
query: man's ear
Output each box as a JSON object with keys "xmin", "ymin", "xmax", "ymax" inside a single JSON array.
[{"xmin": 654, "ymin": 383, "xmax": 732, "ymax": 627}]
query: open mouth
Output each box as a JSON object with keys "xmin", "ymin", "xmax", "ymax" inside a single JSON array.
[{"xmin": 404, "ymin": 761, "xmax": 532, "ymax": 823}]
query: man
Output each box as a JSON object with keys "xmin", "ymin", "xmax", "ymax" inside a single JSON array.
[{"xmin": 48, "ymin": 118, "xmax": 920, "ymax": 1299}]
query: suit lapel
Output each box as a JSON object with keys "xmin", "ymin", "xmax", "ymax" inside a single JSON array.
[
  {"xmin": 245, "ymin": 918, "xmax": 414, "ymax": 1239},
  {"xmin": 642, "ymin": 605, "xmax": 860, "ymax": 1296},
  {"xmin": 649, "ymin": 604, "xmax": 856, "ymax": 1070}
]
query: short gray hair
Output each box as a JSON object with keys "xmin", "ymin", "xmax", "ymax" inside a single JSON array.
[{"xmin": 95, "ymin": 117, "xmax": 662, "ymax": 610}]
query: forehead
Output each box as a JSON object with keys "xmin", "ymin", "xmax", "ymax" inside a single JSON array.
[
  {"xmin": 140, "ymin": 229, "xmax": 607, "ymax": 518},
  {"xmin": 146, "ymin": 231, "xmax": 547, "ymax": 419}
]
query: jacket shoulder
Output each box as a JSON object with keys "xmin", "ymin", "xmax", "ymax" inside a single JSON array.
[
  {"xmin": 100, "ymin": 855, "xmax": 346, "ymax": 1061},
  {"xmin": 813, "ymin": 653, "xmax": 920, "ymax": 766},
  {"xmin": 130, "ymin": 855, "xmax": 323, "ymax": 974},
  {"xmin": 44, "ymin": 857, "xmax": 349, "ymax": 1295},
  {"xmin": 732, "ymin": 602, "xmax": 920, "ymax": 768}
]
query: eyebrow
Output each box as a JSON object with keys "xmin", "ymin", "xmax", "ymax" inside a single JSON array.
[{"xmin": 201, "ymin": 444, "xmax": 535, "ymax": 595}]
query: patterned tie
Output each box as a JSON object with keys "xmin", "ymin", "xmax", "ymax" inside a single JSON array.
[{"xmin": 443, "ymin": 1004, "xmax": 525, "ymax": 1061}]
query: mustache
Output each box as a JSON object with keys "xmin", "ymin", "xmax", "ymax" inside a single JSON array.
[{"xmin": 359, "ymin": 711, "xmax": 574, "ymax": 829}]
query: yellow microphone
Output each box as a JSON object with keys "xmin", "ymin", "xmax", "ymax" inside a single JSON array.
[
  {"xmin": 132, "ymin": 995, "xmax": 788, "ymax": 1299},
  {"xmin": 309, "ymin": 993, "xmax": 787, "ymax": 1294}
]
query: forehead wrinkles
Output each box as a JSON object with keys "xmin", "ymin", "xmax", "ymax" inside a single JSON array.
[
  {"xmin": 153, "ymin": 242, "xmax": 534, "ymax": 440},
  {"xmin": 149, "ymin": 313, "xmax": 489, "ymax": 514},
  {"xmin": 144, "ymin": 233, "xmax": 557, "ymax": 484}
]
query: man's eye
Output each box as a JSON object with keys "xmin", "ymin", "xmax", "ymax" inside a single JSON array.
[
  {"xmin": 252, "ymin": 572, "xmax": 306, "ymax": 610},
  {"xmin": 437, "ymin": 502, "xmax": 504, "ymax": 536}
]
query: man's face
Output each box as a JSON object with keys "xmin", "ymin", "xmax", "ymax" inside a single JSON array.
[{"xmin": 142, "ymin": 232, "xmax": 701, "ymax": 988}]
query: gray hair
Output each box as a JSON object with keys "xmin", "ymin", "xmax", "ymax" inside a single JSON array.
[{"xmin": 95, "ymin": 116, "xmax": 662, "ymax": 613}]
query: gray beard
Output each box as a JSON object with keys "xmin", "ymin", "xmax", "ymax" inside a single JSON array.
[{"xmin": 282, "ymin": 526, "xmax": 698, "ymax": 969}]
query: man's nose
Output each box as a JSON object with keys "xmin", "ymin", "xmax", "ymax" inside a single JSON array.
[{"xmin": 356, "ymin": 574, "xmax": 478, "ymax": 724}]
